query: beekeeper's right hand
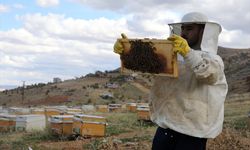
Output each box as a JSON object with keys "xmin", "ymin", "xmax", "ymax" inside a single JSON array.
[{"xmin": 113, "ymin": 33, "xmax": 127, "ymax": 54}]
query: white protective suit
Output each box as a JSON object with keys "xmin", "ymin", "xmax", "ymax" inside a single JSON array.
[{"xmin": 149, "ymin": 12, "xmax": 228, "ymax": 138}]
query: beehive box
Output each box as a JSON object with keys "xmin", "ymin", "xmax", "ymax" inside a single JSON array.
[
  {"xmin": 118, "ymin": 38, "xmax": 178, "ymax": 77},
  {"xmin": 96, "ymin": 105, "xmax": 109, "ymax": 113},
  {"xmin": 15, "ymin": 114, "xmax": 46, "ymax": 132},
  {"xmin": 31, "ymin": 108, "xmax": 45, "ymax": 115},
  {"xmin": 108, "ymin": 104, "xmax": 122, "ymax": 113},
  {"xmin": 81, "ymin": 105, "xmax": 96, "ymax": 113},
  {"xmin": 45, "ymin": 108, "xmax": 64, "ymax": 126},
  {"xmin": 81, "ymin": 121, "xmax": 106, "ymax": 137},
  {"xmin": 50, "ymin": 115, "xmax": 74, "ymax": 136},
  {"xmin": 64, "ymin": 108, "xmax": 82, "ymax": 114},
  {"xmin": 8, "ymin": 107, "xmax": 31, "ymax": 115},
  {"xmin": 73, "ymin": 114, "xmax": 106, "ymax": 137},
  {"xmin": 0, "ymin": 114, "xmax": 16, "ymax": 132},
  {"xmin": 126, "ymin": 103, "xmax": 137, "ymax": 112},
  {"xmin": 137, "ymin": 106, "xmax": 151, "ymax": 121},
  {"xmin": 74, "ymin": 114, "xmax": 106, "ymax": 123}
]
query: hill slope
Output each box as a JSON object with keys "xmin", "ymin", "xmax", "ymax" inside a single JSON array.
[
  {"xmin": 0, "ymin": 46, "xmax": 250, "ymax": 106},
  {"xmin": 218, "ymin": 46, "xmax": 250, "ymax": 94}
]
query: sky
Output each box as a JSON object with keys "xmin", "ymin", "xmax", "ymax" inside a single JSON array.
[{"xmin": 0, "ymin": 0, "xmax": 250, "ymax": 90}]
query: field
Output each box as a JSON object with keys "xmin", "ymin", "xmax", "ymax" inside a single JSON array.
[{"xmin": 0, "ymin": 100, "xmax": 250, "ymax": 150}]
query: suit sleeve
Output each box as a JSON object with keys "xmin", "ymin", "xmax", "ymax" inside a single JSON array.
[{"xmin": 184, "ymin": 49, "xmax": 225, "ymax": 84}]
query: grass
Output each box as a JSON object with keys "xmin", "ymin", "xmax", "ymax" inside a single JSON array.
[
  {"xmin": 105, "ymin": 112, "xmax": 138, "ymax": 136},
  {"xmin": 224, "ymin": 100, "xmax": 250, "ymax": 138},
  {"xmin": 0, "ymin": 99, "xmax": 249, "ymax": 149},
  {"xmin": 82, "ymin": 138, "xmax": 103, "ymax": 150},
  {"xmin": 105, "ymin": 112, "xmax": 155, "ymax": 136},
  {"xmin": 120, "ymin": 134, "xmax": 152, "ymax": 143},
  {"xmin": 224, "ymin": 100, "xmax": 250, "ymax": 129},
  {"xmin": 0, "ymin": 128, "xmax": 59, "ymax": 150}
]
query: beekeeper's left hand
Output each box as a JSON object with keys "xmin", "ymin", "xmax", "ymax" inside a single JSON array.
[{"xmin": 167, "ymin": 34, "xmax": 190, "ymax": 57}]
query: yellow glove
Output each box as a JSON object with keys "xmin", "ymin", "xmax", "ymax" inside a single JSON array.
[
  {"xmin": 113, "ymin": 33, "xmax": 128, "ymax": 54},
  {"xmin": 167, "ymin": 34, "xmax": 190, "ymax": 57}
]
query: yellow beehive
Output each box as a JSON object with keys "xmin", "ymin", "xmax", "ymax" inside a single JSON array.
[
  {"xmin": 126, "ymin": 103, "xmax": 137, "ymax": 112},
  {"xmin": 75, "ymin": 114, "xmax": 106, "ymax": 123},
  {"xmin": 81, "ymin": 122, "xmax": 106, "ymax": 137},
  {"xmin": 50, "ymin": 115, "xmax": 74, "ymax": 136},
  {"xmin": 137, "ymin": 105, "xmax": 151, "ymax": 121},
  {"xmin": 65, "ymin": 108, "xmax": 82, "ymax": 113},
  {"xmin": 72, "ymin": 114, "xmax": 106, "ymax": 137},
  {"xmin": 108, "ymin": 104, "xmax": 122, "ymax": 113},
  {"xmin": 118, "ymin": 38, "xmax": 178, "ymax": 77},
  {"xmin": 0, "ymin": 114, "xmax": 16, "ymax": 132},
  {"xmin": 45, "ymin": 108, "xmax": 63, "ymax": 116},
  {"xmin": 31, "ymin": 108, "xmax": 45, "ymax": 115},
  {"xmin": 96, "ymin": 105, "xmax": 108, "ymax": 113},
  {"xmin": 45, "ymin": 108, "xmax": 63, "ymax": 126}
]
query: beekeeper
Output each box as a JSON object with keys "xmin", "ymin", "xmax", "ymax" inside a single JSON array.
[
  {"xmin": 113, "ymin": 12, "xmax": 228, "ymax": 150},
  {"xmin": 150, "ymin": 12, "xmax": 228, "ymax": 150}
]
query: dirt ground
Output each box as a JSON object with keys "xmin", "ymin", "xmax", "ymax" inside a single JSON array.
[{"xmin": 38, "ymin": 128, "xmax": 250, "ymax": 150}]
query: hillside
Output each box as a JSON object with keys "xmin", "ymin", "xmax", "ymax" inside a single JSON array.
[
  {"xmin": 0, "ymin": 71, "xmax": 152, "ymax": 106},
  {"xmin": 0, "ymin": 46, "xmax": 250, "ymax": 106},
  {"xmin": 218, "ymin": 47, "xmax": 250, "ymax": 94}
]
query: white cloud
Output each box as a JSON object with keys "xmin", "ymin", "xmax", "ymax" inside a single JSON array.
[
  {"xmin": 0, "ymin": 4, "xmax": 9, "ymax": 13},
  {"xmin": 219, "ymin": 28, "xmax": 250, "ymax": 48},
  {"xmin": 36, "ymin": 0, "xmax": 60, "ymax": 7},
  {"xmin": 0, "ymin": 13, "xmax": 123, "ymax": 85},
  {"xmin": 73, "ymin": 0, "xmax": 250, "ymax": 45}
]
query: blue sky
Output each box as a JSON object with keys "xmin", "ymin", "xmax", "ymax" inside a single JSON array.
[
  {"xmin": 0, "ymin": 0, "xmax": 250, "ymax": 90},
  {"xmin": 0, "ymin": 0, "xmax": 120, "ymax": 30}
]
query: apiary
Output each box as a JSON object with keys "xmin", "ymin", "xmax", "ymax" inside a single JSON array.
[
  {"xmin": 72, "ymin": 114, "xmax": 106, "ymax": 137},
  {"xmin": 118, "ymin": 38, "xmax": 178, "ymax": 77}
]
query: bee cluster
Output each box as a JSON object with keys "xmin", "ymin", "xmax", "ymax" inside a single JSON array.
[{"xmin": 121, "ymin": 40, "xmax": 166, "ymax": 73}]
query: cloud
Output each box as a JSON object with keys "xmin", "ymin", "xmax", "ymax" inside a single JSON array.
[
  {"xmin": 36, "ymin": 0, "xmax": 60, "ymax": 7},
  {"xmin": 219, "ymin": 29, "xmax": 250, "ymax": 48},
  {"xmin": 72, "ymin": 0, "xmax": 187, "ymax": 12},
  {"xmin": 0, "ymin": 13, "xmax": 123, "ymax": 85},
  {"xmin": 73, "ymin": 0, "xmax": 250, "ymax": 45},
  {"xmin": 0, "ymin": 4, "xmax": 9, "ymax": 13}
]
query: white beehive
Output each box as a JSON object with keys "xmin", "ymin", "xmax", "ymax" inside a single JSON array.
[{"xmin": 15, "ymin": 114, "xmax": 46, "ymax": 132}]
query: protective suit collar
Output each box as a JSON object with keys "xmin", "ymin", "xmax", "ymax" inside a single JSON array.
[{"xmin": 168, "ymin": 12, "xmax": 222, "ymax": 54}]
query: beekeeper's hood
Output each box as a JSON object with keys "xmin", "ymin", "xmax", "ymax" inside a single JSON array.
[{"xmin": 168, "ymin": 12, "xmax": 222, "ymax": 54}]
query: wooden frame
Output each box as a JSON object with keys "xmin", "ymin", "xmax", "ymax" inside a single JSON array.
[{"xmin": 118, "ymin": 38, "xmax": 178, "ymax": 77}]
